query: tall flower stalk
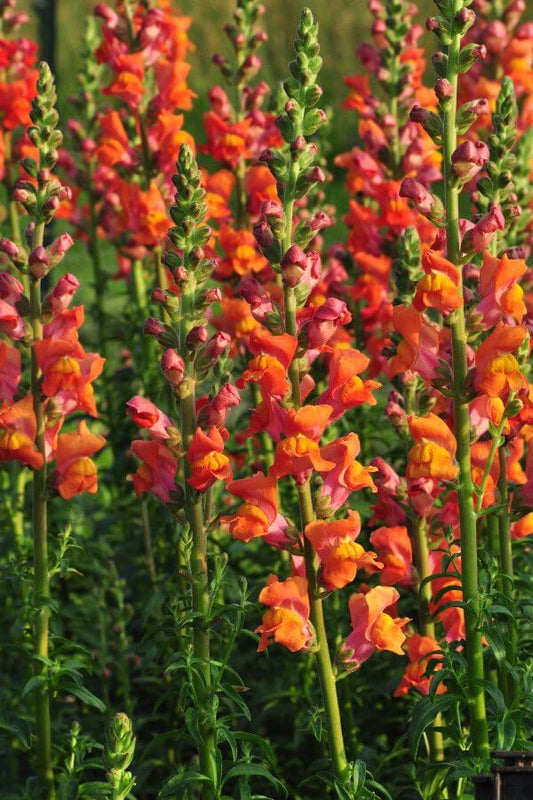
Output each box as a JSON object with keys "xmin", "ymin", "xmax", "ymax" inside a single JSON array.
[
  {"xmin": 168, "ymin": 145, "xmax": 218, "ymax": 793},
  {"xmin": 28, "ymin": 63, "xmax": 62, "ymax": 799},
  {"xmin": 256, "ymin": 9, "xmax": 351, "ymax": 781},
  {"xmin": 440, "ymin": 1, "xmax": 489, "ymax": 758}
]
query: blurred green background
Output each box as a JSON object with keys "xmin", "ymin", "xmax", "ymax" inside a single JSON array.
[{"xmin": 20, "ymin": 0, "xmax": 437, "ymax": 149}]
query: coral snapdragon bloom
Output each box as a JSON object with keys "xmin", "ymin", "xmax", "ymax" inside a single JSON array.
[
  {"xmin": 237, "ymin": 329, "xmax": 298, "ymax": 399},
  {"xmin": 477, "ymin": 251, "xmax": 527, "ymax": 326},
  {"xmin": 475, "ymin": 323, "xmax": 528, "ymax": 398},
  {"xmin": 202, "ymin": 169, "xmax": 235, "ymax": 221},
  {"xmin": 429, "ymin": 543, "xmax": 465, "ymax": 642},
  {"xmin": 126, "ymin": 396, "xmax": 171, "ymax": 440},
  {"xmin": 245, "ymin": 165, "xmax": 278, "ymax": 216},
  {"xmin": 512, "ymin": 512, "xmax": 533, "ymax": 540},
  {"xmin": 318, "ymin": 348, "xmax": 380, "ymax": 420},
  {"xmin": 130, "ymin": 439, "xmax": 178, "ymax": 503},
  {"xmin": 305, "ymin": 511, "xmax": 382, "ymax": 590},
  {"xmin": 270, "ymin": 404, "xmax": 335, "ymax": 483},
  {"xmin": 389, "ymin": 305, "xmax": 440, "ymax": 382},
  {"xmin": 394, "ymin": 634, "xmax": 446, "ymax": 697},
  {"xmin": 33, "ymin": 334, "xmax": 104, "ymax": 417},
  {"xmin": 0, "ymin": 341, "xmax": 21, "ymax": 403},
  {"xmin": 55, "ymin": 421, "xmax": 105, "ymax": 500},
  {"xmin": 203, "ymin": 111, "xmax": 252, "ymax": 167},
  {"xmin": 187, "ymin": 426, "xmax": 231, "ymax": 491},
  {"xmin": 256, "ymin": 574, "xmax": 311, "ymax": 653},
  {"xmin": 224, "ymin": 472, "xmax": 288, "ymax": 545},
  {"xmin": 104, "ymin": 52, "xmax": 145, "ymax": 107},
  {"xmin": 216, "ymin": 225, "xmax": 268, "ymax": 279},
  {"xmin": 407, "ymin": 413, "xmax": 459, "ymax": 483},
  {"xmin": 342, "ymin": 586, "xmax": 409, "ymax": 668},
  {"xmin": 0, "ymin": 395, "xmax": 43, "ymax": 469},
  {"xmin": 369, "ymin": 526, "xmax": 413, "ymax": 588},
  {"xmin": 414, "ymin": 251, "xmax": 462, "ymax": 315},
  {"xmin": 94, "ymin": 109, "xmax": 131, "ymax": 167},
  {"xmin": 318, "ymin": 432, "xmax": 377, "ymax": 511}
]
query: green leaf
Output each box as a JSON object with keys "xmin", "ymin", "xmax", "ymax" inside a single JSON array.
[
  {"xmin": 408, "ymin": 694, "xmax": 457, "ymax": 757},
  {"xmin": 68, "ymin": 685, "xmax": 106, "ymax": 712},
  {"xmin": 223, "ymin": 764, "xmax": 287, "ymax": 797},
  {"xmin": 21, "ymin": 675, "xmax": 47, "ymax": 699},
  {"xmin": 158, "ymin": 771, "xmax": 214, "ymax": 799}
]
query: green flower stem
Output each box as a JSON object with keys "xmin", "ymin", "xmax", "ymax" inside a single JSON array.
[
  {"xmin": 179, "ymin": 289, "xmax": 218, "ymax": 798},
  {"xmin": 30, "ymin": 220, "xmax": 56, "ymax": 799},
  {"xmin": 497, "ymin": 448, "xmax": 517, "ymax": 705},
  {"xmin": 411, "ymin": 516, "xmax": 445, "ymax": 763},
  {"xmin": 474, "ymin": 402, "xmax": 511, "ymax": 514},
  {"xmin": 296, "ymin": 482, "xmax": 348, "ymax": 781},
  {"xmin": 443, "ymin": 5, "xmax": 489, "ymax": 757}
]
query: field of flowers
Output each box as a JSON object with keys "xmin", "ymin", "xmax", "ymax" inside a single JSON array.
[{"xmin": 0, "ymin": 1, "xmax": 532, "ymax": 799}]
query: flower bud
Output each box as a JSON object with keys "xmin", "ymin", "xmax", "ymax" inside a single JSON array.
[
  {"xmin": 204, "ymin": 331, "xmax": 231, "ymax": 360},
  {"xmin": 434, "ymin": 78, "xmax": 453, "ymax": 101},
  {"xmin": 0, "ymin": 237, "xmax": 19, "ymax": 260},
  {"xmin": 461, "ymin": 207, "xmax": 505, "ymax": 254},
  {"xmin": 161, "ymin": 349, "xmax": 185, "ymax": 388},
  {"xmin": 186, "ymin": 325, "xmax": 208, "ymax": 347},
  {"xmin": 399, "ymin": 178, "xmax": 446, "ymax": 225},
  {"xmin": 206, "ymin": 287, "xmax": 222, "ymax": 304},
  {"xmin": 451, "ymin": 140, "xmax": 490, "ymax": 181},
  {"xmin": 28, "ymin": 246, "xmax": 49, "ymax": 279}
]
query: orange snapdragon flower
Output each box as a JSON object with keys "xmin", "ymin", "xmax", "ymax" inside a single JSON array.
[
  {"xmin": 104, "ymin": 53, "xmax": 145, "ymax": 108},
  {"xmin": 270, "ymin": 404, "xmax": 334, "ymax": 482},
  {"xmin": 369, "ymin": 526, "xmax": 413, "ymax": 588},
  {"xmin": 256, "ymin": 574, "xmax": 311, "ymax": 653},
  {"xmin": 0, "ymin": 395, "xmax": 43, "ymax": 469},
  {"xmin": 475, "ymin": 323, "xmax": 528, "ymax": 398},
  {"xmin": 130, "ymin": 439, "xmax": 178, "ymax": 504},
  {"xmin": 414, "ymin": 250, "xmax": 463, "ymax": 315},
  {"xmin": 224, "ymin": 472, "xmax": 286, "ymax": 544},
  {"xmin": 342, "ymin": 586, "xmax": 409, "ymax": 668},
  {"xmin": 187, "ymin": 426, "xmax": 231, "ymax": 491},
  {"xmin": 319, "ymin": 432, "xmax": 377, "ymax": 511},
  {"xmin": 202, "ymin": 169, "xmax": 235, "ymax": 222},
  {"xmin": 477, "ymin": 251, "xmax": 527, "ymax": 326},
  {"xmin": 237, "ymin": 329, "xmax": 298, "ymax": 399},
  {"xmin": 217, "ymin": 225, "xmax": 268, "ymax": 279},
  {"xmin": 407, "ymin": 413, "xmax": 459, "ymax": 482},
  {"xmin": 389, "ymin": 305, "xmax": 440, "ymax": 382},
  {"xmin": 55, "ymin": 421, "xmax": 105, "ymax": 500},
  {"xmin": 305, "ymin": 511, "xmax": 382, "ymax": 590},
  {"xmin": 203, "ymin": 111, "xmax": 252, "ymax": 167},
  {"xmin": 318, "ymin": 348, "xmax": 380, "ymax": 420},
  {"xmin": 394, "ymin": 634, "xmax": 446, "ymax": 697},
  {"xmin": 94, "ymin": 109, "xmax": 131, "ymax": 167},
  {"xmin": 33, "ymin": 333, "xmax": 104, "ymax": 417}
]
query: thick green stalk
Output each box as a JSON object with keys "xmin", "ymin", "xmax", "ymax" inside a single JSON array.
[
  {"xmin": 180, "ymin": 291, "xmax": 218, "ymax": 797},
  {"xmin": 30, "ymin": 221, "xmax": 55, "ymax": 798},
  {"xmin": 87, "ymin": 181, "xmax": 108, "ymax": 362},
  {"xmin": 411, "ymin": 517, "xmax": 446, "ymax": 763},
  {"xmin": 497, "ymin": 449, "xmax": 517, "ymax": 704},
  {"xmin": 443, "ymin": 8, "xmax": 489, "ymax": 757},
  {"xmin": 297, "ymin": 483, "xmax": 348, "ymax": 779}
]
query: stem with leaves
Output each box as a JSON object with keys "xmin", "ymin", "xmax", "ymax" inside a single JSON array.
[
  {"xmin": 166, "ymin": 145, "xmax": 219, "ymax": 796},
  {"xmin": 258, "ymin": 9, "xmax": 348, "ymax": 783},
  {"xmin": 438, "ymin": 0, "xmax": 489, "ymax": 758}
]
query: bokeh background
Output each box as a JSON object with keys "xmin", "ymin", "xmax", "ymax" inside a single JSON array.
[{"xmin": 21, "ymin": 0, "xmax": 438, "ymax": 150}]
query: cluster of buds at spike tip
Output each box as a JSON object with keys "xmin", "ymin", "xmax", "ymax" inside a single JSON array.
[
  {"xmin": 157, "ymin": 144, "xmax": 232, "ymax": 384},
  {"xmin": 104, "ymin": 713, "xmax": 136, "ymax": 800},
  {"xmin": 254, "ymin": 8, "xmax": 329, "ymax": 288},
  {"xmin": 473, "ymin": 77, "xmax": 522, "ymax": 237},
  {"xmin": 392, "ymin": 226, "xmax": 423, "ymax": 304},
  {"xmin": 15, "ymin": 63, "xmax": 71, "ymax": 224},
  {"xmin": 213, "ymin": 0, "xmax": 266, "ymax": 87}
]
